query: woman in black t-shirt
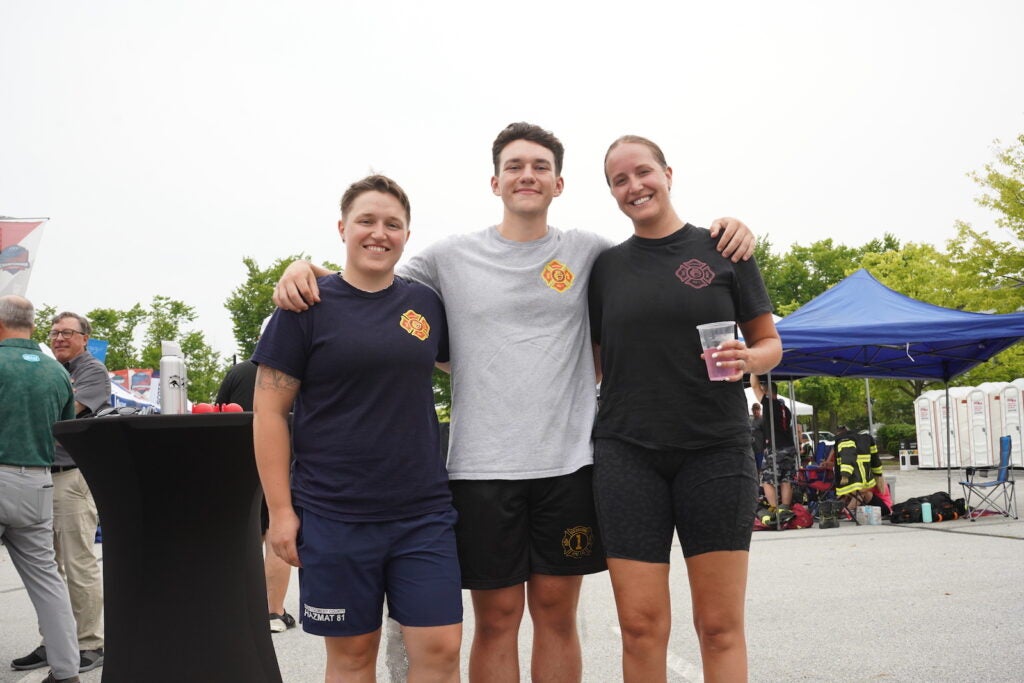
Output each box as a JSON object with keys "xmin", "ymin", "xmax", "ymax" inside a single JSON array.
[{"xmin": 589, "ymin": 136, "xmax": 782, "ymax": 682}]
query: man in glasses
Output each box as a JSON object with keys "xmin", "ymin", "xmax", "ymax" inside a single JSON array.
[
  {"xmin": 0, "ymin": 295, "xmax": 81, "ymax": 683},
  {"xmin": 12, "ymin": 312, "xmax": 110, "ymax": 675}
]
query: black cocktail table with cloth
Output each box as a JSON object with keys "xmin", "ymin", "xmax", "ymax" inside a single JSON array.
[{"xmin": 54, "ymin": 413, "xmax": 283, "ymax": 683}]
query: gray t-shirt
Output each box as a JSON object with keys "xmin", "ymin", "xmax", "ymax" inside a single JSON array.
[
  {"xmin": 402, "ymin": 226, "xmax": 612, "ymax": 480},
  {"xmin": 53, "ymin": 351, "xmax": 111, "ymax": 467}
]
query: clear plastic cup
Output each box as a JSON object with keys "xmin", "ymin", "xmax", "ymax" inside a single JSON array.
[{"xmin": 696, "ymin": 321, "xmax": 736, "ymax": 381}]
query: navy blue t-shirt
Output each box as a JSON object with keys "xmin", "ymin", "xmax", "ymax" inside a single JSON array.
[{"xmin": 253, "ymin": 275, "xmax": 450, "ymax": 522}]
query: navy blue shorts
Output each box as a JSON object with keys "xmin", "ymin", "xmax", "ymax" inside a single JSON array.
[{"xmin": 296, "ymin": 506, "xmax": 462, "ymax": 637}]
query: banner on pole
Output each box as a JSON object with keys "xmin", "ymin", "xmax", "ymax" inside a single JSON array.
[{"xmin": 0, "ymin": 217, "xmax": 48, "ymax": 297}]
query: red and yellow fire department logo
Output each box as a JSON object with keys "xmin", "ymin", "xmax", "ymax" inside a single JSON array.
[
  {"xmin": 561, "ymin": 525, "xmax": 594, "ymax": 559},
  {"xmin": 399, "ymin": 310, "xmax": 430, "ymax": 341},
  {"xmin": 541, "ymin": 260, "xmax": 574, "ymax": 292}
]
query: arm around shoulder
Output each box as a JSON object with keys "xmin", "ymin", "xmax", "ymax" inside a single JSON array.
[
  {"xmin": 709, "ymin": 217, "xmax": 755, "ymax": 262},
  {"xmin": 273, "ymin": 260, "xmax": 333, "ymax": 312}
]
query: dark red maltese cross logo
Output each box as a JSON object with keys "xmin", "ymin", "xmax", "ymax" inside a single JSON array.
[{"xmin": 675, "ymin": 259, "xmax": 715, "ymax": 289}]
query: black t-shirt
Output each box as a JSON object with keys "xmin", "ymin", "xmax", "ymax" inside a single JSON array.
[
  {"xmin": 749, "ymin": 414, "xmax": 766, "ymax": 452},
  {"xmin": 589, "ymin": 225, "xmax": 773, "ymax": 450},
  {"xmin": 760, "ymin": 395, "xmax": 794, "ymax": 449},
  {"xmin": 216, "ymin": 360, "xmax": 257, "ymax": 410}
]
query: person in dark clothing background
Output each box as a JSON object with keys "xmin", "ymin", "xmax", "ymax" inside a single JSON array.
[
  {"xmin": 749, "ymin": 402, "xmax": 766, "ymax": 472},
  {"xmin": 216, "ymin": 315, "xmax": 295, "ymax": 634},
  {"xmin": 750, "ymin": 376, "xmax": 796, "ymax": 515}
]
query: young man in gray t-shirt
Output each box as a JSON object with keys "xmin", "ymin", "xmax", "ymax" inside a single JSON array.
[{"xmin": 273, "ymin": 122, "xmax": 754, "ymax": 681}]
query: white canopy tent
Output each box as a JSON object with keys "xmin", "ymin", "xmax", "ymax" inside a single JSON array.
[{"xmin": 744, "ymin": 387, "xmax": 812, "ymax": 416}]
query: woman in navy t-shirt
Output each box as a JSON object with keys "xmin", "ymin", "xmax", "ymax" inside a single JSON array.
[{"xmin": 253, "ymin": 175, "xmax": 461, "ymax": 682}]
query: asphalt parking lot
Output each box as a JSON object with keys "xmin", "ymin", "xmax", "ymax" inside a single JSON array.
[{"xmin": 3, "ymin": 467, "xmax": 1021, "ymax": 682}]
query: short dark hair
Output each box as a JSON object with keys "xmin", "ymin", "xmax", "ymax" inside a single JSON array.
[
  {"xmin": 604, "ymin": 134, "xmax": 669, "ymax": 185},
  {"xmin": 339, "ymin": 174, "xmax": 411, "ymax": 225},
  {"xmin": 492, "ymin": 122, "xmax": 565, "ymax": 176},
  {"xmin": 52, "ymin": 311, "xmax": 91, "ymax": 336}
]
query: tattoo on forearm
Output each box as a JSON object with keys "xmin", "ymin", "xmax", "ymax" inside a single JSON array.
[{"xmin": 256, "ymin": 367, "xmax": 301, "ymax": 392}]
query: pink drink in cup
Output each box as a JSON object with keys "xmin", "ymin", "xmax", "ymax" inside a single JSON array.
[{"xmin": 697, "ymin": 321, "xmax": 736, "ymax": 381}]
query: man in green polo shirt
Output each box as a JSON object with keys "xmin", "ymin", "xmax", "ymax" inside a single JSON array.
[{"xmin": 0, "ymin": 295, "xmax": 81, "ymax": 683}]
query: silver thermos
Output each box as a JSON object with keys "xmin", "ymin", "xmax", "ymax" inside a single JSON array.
[{"xmin": 159, "ymin": 340, "xmax": 188, "ymax": 414}]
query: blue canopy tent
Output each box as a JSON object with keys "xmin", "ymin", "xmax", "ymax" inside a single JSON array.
[{"xmin": 771, "ymin": 268, "xmax": 1024, "ymax": 493}]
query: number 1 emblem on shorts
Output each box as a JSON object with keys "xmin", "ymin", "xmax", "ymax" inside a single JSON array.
[{"xmin": 561, "ymin": 526, "xmax": 593, "ymax": 558}]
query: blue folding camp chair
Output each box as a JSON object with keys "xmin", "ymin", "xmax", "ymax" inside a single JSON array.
[
  {"xmin": 813, "ymin": 440, "xmax": 830, "ymax": 465},
  {"xmin": 959, "ymin": 435, "xmax": 1017, "ymax": 521}
]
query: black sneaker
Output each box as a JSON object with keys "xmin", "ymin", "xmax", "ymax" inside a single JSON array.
[
  {"xmin": 79, "ymin": 648, "xmax": 104, "ymax": 673},
  {"xmin": 12, "ymin": 645, "xmax": 47, "ymax": 670},
  {"xmin": 269, "ymin": 611, "xmax": 297, "ymax": 633},
  {"xmin": 42, "ymin": 673, "xmax": 80, "ymax": 683},
  {"xmin": 777, "ymin": 505, "xmax": 796, "ymax": 525}
]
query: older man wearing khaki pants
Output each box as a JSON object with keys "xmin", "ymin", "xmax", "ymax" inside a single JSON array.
[{"xmin": 12, "ymin": 311, "xmax": 109, "ymax": 674}]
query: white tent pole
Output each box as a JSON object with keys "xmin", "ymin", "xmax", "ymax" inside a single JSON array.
[
  {"xmin": 765, "ymin": 371, "xmax": 782, "ymax": 529},
  {"xmin": 946, "ymin": 382, "xmax": 952, "ymax": 495}
]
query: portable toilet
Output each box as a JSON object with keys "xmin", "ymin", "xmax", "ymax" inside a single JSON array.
[
  {"xmin": 998, "ymin": 381, "xmax": 1023, "ymax": 467},
  {"xmin": 935, "ymin": 388, "xmax": 971, "ymax": 468},
  {"xmin": 914, "ymin": 390, "xmax": 944, "ymax": 468},
  {"xmin": 978, "ymin": 382, "xmax": 1010, "ymax": 466},
  {"xmin": 964, "ymin": 386, "xmax": 994, "ymax": 467}
]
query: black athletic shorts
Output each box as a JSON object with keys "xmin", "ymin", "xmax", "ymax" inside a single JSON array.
[
  {"xmin": 449, "ymin": 466, "xmax": 607, "ymax": 590},
  {"xmin": 593, "ymin": 438, "xmax": 757, "ymax": 562}
]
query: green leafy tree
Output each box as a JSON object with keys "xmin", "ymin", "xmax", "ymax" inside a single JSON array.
[
  {"xmin": 88, "ymin": 304, "xmax": 147, "ymax": 371},
  {"xmin": 224, "ymin": 254, "xmax": 340, "ymax": 359},
  {"xmin": 867, "ymin": 379, "xmax": 916, "ymax": 426},
  {"xmin": 179, "ymin": 330, "xmax": 225, "ymax": 404},
  {"xmin": 752, "ymin": 235, "xmax": 780, "ymax": 299},
  {"xmin": 948, "ymin": 133, "xmax": 1024, "ymax": 313},
  {"xmin": 140, "ymin": 296, "xmax": 199, "ymax": 369},
  {"xmin": 760, "ymin": 234, "xmax": 900, "ymax": 316},
  {"xmin": 943, "ymin": 134, "xmax": 1024, "ymax": 386},
  {"xmin": 792, "ymin": 376, "xmax": 865, "ymax": 432},
  {"xmin": 433, "ymin": 368, "xmax": 452, "ymax": 422},
  {"xmin": 31, "ymin": 303, "xmax": 56, "ymax": 345},
  {"xmin": 29, "ymin": 297, "xmax": 223, "ymax": 403},
  {"xmin": 131, "ymin": 295, "xmax": 223, "ymax": 403},
  {"xmin": 860, "ymin": 243, "xmax": 985, "ymax": 310}
]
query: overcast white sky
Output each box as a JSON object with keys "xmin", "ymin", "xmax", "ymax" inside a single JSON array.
[{"xmin": 3, "ymin": 1, "xmax": 1023, "ymax": 358}]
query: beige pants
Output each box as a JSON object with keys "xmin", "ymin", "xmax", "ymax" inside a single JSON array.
[{"xmin": 52, "ymin": 468, "xmax": 104, "ymax": 650}]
